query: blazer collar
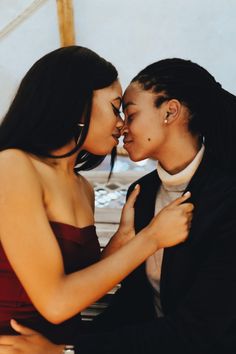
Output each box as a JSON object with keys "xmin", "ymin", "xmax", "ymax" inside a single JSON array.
[
  {"xmin": 182, "ymin": 151, "xmax": 216, "ymax": 205},
  {"xmin": 134, "ymin": 170, "xmax": 161, "ymax": 233},
  {"xmin": 135, "ymin": 151, "xmax": 213, "ymax": 227}
]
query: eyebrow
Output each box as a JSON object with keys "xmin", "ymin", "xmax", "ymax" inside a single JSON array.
[
  {"xmin": 111, "ymin": 103, "xmax": 120, "ymax": 112},
  {"xmin": 113, "ymin": 96, "xmax": 122, "ymax": 104},
  {"xmin": 122, "ymin": 101, "xmax": 136, "ymax": 110}
]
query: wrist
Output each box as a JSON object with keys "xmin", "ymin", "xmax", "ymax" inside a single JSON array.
[
  {"xmin": 139, "ymin": 226, "xmax": 161, "ymax": 251},
  {"xmin": 115, "ymin": 227, "xmax": 134, "ymax": 245}
]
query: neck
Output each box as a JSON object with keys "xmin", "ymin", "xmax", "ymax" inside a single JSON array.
[
  {"xmin": 155, "ymin": 133, "xmax": 201, "ymax": 175},
  {"xmin": 44, "ymin": 141, "xmax": 79, "ymax": 174}
]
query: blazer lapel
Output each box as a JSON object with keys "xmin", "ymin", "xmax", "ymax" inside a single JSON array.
[
  {"xmin": 134, "ymin": 170, "xmax": 161, "ymax": 233},
  {"xmin": 161, "ymin": 152, "xmax": 216, "ymax": 312},
  {"xmin": 132, "ymin": 170, "xmax": 161, "ymax": 310}
]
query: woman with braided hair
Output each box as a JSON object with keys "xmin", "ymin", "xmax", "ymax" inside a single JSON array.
[
  {"xmin": 0, "ymin": 48, "xmax": 193, "ymax": 346},
  {"xmin": 1, "ymin": 58, "xmax": 236, "ymax": 354}
]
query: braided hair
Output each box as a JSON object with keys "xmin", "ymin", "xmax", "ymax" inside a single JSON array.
[{"xmin": 131, "ymin": 58, "xmax": 236, "ymax": 173}]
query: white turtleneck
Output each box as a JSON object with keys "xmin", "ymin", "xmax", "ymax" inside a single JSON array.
[{"xmin": 145, "ymin": 144, "xmax": 205, "ymax": 317}]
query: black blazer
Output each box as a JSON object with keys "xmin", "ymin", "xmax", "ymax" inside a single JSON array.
[{"xmin": 77, "ymin": 154, "xmax": 236, "ymax": 354}]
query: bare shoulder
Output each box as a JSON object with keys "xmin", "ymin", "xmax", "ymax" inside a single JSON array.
[
  {"xmin": 0, "ymin": 149, "xmax": 42, "ymax": 191},
  {"xmin": 0, "ymin": 148, "xmax": 33, "ymax": 167},
  {"xmin": 77, "ymin": 173, "xmax": 94, "ymax": 199}
]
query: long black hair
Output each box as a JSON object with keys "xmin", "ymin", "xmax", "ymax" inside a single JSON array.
[
  {"xmin": 131, "ymin": 58, "xmax": 236, "ymax": 173},
  {"xmin": 0, "ymin": 46, "xmax": 118, "ymax": 172}
]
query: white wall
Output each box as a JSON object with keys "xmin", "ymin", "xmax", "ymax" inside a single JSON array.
[
  {"xmin": 0, "ymin": 0, "xmax": 236, "ymax": 119},
  {"xmin": 0, "ymin": 0, "xmax": 59, "ymax": 118}
]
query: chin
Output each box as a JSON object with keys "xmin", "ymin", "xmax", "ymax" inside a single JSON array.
[
  {"xmin": 128, "ymin": 152, "xmax": 146, "ymax": 162},
  {"xmin": 94, "ymin": 150, "xmax": 110, "ymax": 156},
  {"xmin": 98, "ymin": 141, "xmax": 117, "ymax": 155},
  {"xmin": 87, "ymin": 145, "xmax": 114, "ymax": 156}
]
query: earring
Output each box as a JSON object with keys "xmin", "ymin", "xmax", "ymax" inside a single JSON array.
[
  {"xmin": 75, "ymin": 123, "xmax": 85, "ymax": 145},
  {"xmin": 164, "ymin": 111, "xmax": 171, "ymax": 124}
]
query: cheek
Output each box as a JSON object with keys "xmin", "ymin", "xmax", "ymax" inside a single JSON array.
[
  {"xmin": 130, "ymin": 120, "xmax": 155, "ymax": 143},
  {"xmin": 92, "ymin": 106, "xmax": 117, "ymax": 134},
  {"xmin": 139, "ymin": 118, "xmax": 164, "ymax": 144},
  {"xmin": 128, "ymin": 125, "xmax": 165, "ymax": 160},
  {"xmin": 82, "ymin": 123, "xmax": 115, "ymax": 155}
]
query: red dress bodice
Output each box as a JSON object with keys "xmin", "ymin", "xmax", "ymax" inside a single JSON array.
[{"xmin": 0, "ymin": 221, "xmax": 100, "ymax": 343}]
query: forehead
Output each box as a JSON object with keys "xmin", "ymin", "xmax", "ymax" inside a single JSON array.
[
  {"xmin": 93, "ymin": 80, "xmax": 122, "ymax": 102},
  {"xmin": 123, "ymin": 83, "xmax": 156, "ymax": 108}
]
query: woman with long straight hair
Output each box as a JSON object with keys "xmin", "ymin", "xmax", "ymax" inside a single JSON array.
[
  {"xmin": 0, "ymin": 48, "xmax": 192, "ymax": 344},
  {"xmin": 6, "ymin": 58, "xmax": 236, "ymax": 354}
]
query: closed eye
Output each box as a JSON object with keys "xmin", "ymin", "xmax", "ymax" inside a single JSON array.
[
  {"xmin": 126, "ymin": 114, "xmax": 134, "ymax": 123},
  {"xmin": 111, "ymin": 103, "xmax": 121, "ymax": 117}
]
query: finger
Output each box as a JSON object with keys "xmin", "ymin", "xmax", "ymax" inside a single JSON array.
[
  {"xmin": 0, "ymin": 336, "xmax": 16, "ymax": 346},
  {"xmin": 168, "ymin": 191, "xmax": 191, "ymax": 207},
  {"xmin": 125, "ymin": 184, "xmax": 140, "ymax": 208},
  {"xmin": 178, "ymin": 203, "xmax": 194, "ymax": 213},
  {"xmin": 187, "ymin": 217, "xmax": 193, "ymax": 227},
  {"xmin": 187, "ymin": 216, "xmax": 192, "ymax": 225},
  {"xmin": 0, "ymin": 347, "xmax": 16, "ymax": 354},
  {"xmin": 10, "ymin": 319, "xmax": 37, "ymax": 336},
  {"xmin": 187, "ymin": 213, "xmax": 193, "ymax": 221}
]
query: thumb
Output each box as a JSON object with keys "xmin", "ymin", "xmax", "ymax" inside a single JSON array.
[
  {"xmin": 10, "ymin": 319, "xmax": 38, "ymax": 336},
  {"xmin": 125, "ymin": 184, "xmax": 140, "ymax": 208},
  {"xmin": 168, "ymin": 191, "xmax": 191, "ymax": 207}
]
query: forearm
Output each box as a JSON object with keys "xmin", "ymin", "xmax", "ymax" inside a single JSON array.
[
  {"xmin": 101, "ymin": 182, "xmax": 140, "ymax": 259},
  {"xmin": 52, "ymin": 226, "xmax": 158, "ymax": 323},
  {"xmin": 101, "ymin": 230, "xmax": 134, "ymax": 259}
]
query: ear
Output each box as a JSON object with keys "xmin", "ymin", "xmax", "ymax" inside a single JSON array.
[{"xmin": 164, "ymin": 99, "xmax": 182, "ymax": 124}]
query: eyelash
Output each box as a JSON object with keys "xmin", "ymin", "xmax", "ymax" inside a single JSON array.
[
  {"xmin": 127, "ymin": 114, "xmax": 134, "ymax": 123},
  {"xmin": 112, "ymin": 105, "xmax": 122, "ymax": 117}
]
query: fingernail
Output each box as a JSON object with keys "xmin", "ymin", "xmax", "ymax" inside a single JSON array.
[
  {"xmin": 183, "ymin": 191, "xmax": 190, "ymax": 196},
  {"xmin": 134, "ymin": 184, "xmax": 139, "ymax": 189}
]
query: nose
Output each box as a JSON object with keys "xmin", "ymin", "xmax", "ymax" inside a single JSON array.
[
  {"xmin": 121, "ymin": 122, "xmax": 128, "ymax": 136},
  {"xmin": 116, "ymin": 115, "xmax": 124, "ymax": 131}
]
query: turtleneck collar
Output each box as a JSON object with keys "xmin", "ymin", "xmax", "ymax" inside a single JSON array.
[{"xmin": 156, "ymin": 145, "xmax": 205, "ymax": 190}]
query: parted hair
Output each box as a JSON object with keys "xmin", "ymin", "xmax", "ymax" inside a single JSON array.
[{"xmin": 0, "ymin": 46, "xmax": 118, "ymax": 172}]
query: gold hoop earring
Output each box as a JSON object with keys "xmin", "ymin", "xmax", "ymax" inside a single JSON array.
[{"xmin": 75, "ymin": 123, "xmax": 85, "ymax": 145}]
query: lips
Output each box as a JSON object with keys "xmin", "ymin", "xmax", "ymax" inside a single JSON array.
[
  {"xmin": 112, "ymin": 134, "xmax": 120, "ymax": 144},
  {"xmin": 123, "ymin": 139, "xmax": 133, "ymax": 149}
]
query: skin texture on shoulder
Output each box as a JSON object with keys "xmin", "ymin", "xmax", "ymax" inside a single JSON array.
[
  {"xmin": 0, "ymin": 148, "xmax": 46, "ymax": 214},
  {"xmin": 78, "ymin": 174, "xmax": 95, "ymax": 213},
  {"xmin": 0, "ymin": 148, "xmax": 68, "ymax": 320}
]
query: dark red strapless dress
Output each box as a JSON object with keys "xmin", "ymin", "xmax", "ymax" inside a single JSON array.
[{"xmin": 0, "ymin": 221, "xmax": 100, "ymax": 343}]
